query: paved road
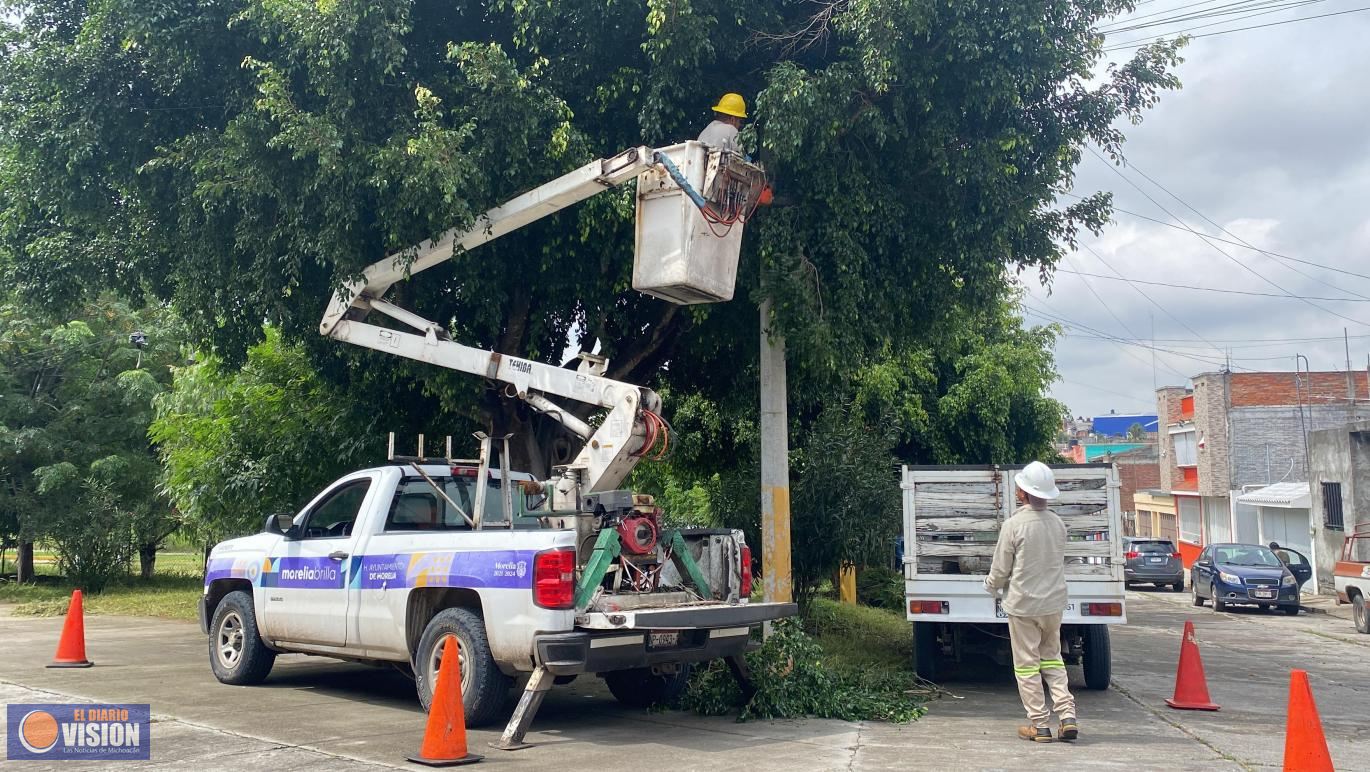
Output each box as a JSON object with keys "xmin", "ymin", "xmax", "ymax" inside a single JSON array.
[{"xmin": 1, "ymin": 591, "xmax": 1364, "ymax": 771}]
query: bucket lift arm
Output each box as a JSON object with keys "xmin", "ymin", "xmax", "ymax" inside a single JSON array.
[{"xmin": 318, "ymin": 144, "xmax": 759, "ymax": 510}]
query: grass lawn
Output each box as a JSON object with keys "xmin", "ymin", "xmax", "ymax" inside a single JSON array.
[{"xmin": 0, "ymin": 552, "xmax": 203, "ymax": 622}]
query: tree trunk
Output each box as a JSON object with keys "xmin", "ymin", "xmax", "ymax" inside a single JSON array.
[
  {"xmin": 17, "ymin": 540, "xmax": 35, "ymax": 583},
  {"xmin": 138, "ymin": 543, "xmax": 158, "ymax": 580}
]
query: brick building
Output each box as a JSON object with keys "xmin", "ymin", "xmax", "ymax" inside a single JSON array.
[
  {"xmin": 1108, "ymin": 445, "xmax": 1160, "ymax": 535},
  {"xmin": 1154, "ymin": 371, "xmax": 1370, "ymax": 570}
]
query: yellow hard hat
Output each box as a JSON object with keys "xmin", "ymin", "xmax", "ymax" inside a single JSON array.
[{"xmin": 711, "ymin": 93, "xmax": 747, "ymax": 119}]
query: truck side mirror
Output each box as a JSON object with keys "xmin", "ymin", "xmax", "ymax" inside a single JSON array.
[{"xmin": 265, "ymin": 512, "xmax": 298, "ymax": 539}]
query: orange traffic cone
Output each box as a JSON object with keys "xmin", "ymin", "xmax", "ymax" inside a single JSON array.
[
  {"xmin": 1165, "ymin": 620, "xmax": 1218, "ymax": 711},
  {"xmin": 1283, "ymin": 670, "xmax": 1333, "ymax": 771},
  {"xmin": 47, "ymin": 589, "xmax": 93, "ymax": 669},
  {"xmin": 407, "ymin": 636, "xmax": 481, "ymax": 766}
]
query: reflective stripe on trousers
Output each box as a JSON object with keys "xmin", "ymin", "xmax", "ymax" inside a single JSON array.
[{"xmin": 1007, "ymin": 612, "xmax": 1077, "ymax": 727}]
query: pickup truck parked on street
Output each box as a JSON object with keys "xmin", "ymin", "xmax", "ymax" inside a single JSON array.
[
  {"xmin": 902, "ymin": 464, "xmax": 1126, "ymax": 689},
  {"xmin": 1334, "ymin": 522, "xmax": 1370, "ymax": 634},
  {"xmin": 201, "ymin": 462, "xmax": 793, "ymax": 729}
]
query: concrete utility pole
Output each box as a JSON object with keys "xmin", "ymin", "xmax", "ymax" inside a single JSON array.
[{"xmin": 759, "ymin": 297, "xmax": 793, "ymax": 605}]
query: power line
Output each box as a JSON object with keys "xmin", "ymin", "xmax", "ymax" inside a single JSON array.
[
  {"xmin": 1055, "ymin": 376, "xmax": 1158, "ymax": 405},
  {"xmin": 1060, "ymin": 192, "xmax": 1370, "ymax": 284},
  {"xmin": 1058, "ymin": 252, "xmax": 1196, "ymax": 379},
  {"xmin": 1100, "ymin": 0, "xmax": 1326, "ymax": 35},
  {"xmin": 1119, "ymin": 160, "xmax": 1370, "ymax": 302},
  {"xmin": 1075, "ymin": 241, "xmax": 1230, "ymax": 356},
  {"xmin": 1057, "ymin": 332, "xmax": 1342, "ymax": 361},
  {"xmin": 1046, "ymin": 325, "xmax": 1370, "ymax": 346},
  {"xmin": 1086, "ymin": 147, "xmax": 1370, "ymax": 328},
  {"xmin": 1057, "ymin": 268, "xmax": 1370, "ymax": 301},
  {"xmin": 1024, "ymin": 304, "xmax": 1197, "ymax": 378},
  {"xmin": 1024, "ymin": 304, "xmax": 1250, "ymax": 371},
  {"xmin": 1061, "ymin": 256, "xmax": 1142, "ymax": 338},
  {"xmin": 1103, "ymin": 4, "xmax": 1370, "ymax": 51},
  {"xmin": 1103, "ymin": 0, "xmax": 1327, "ymax": 41}
]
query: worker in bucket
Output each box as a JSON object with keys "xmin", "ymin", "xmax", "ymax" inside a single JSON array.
[
  {"xmin": 984, "ymin": 461, "xmax": 1079, "ymax": 744},
  {"xmin": 698, "ymin": 93, "xmax": 747, "ymax": 154}
]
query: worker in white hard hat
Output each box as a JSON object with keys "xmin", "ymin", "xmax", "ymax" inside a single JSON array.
[
  {"xmin": 984, "ymin": 461, "xmax": 1079, "ymax": 744},
  {"xmin": 698, "ymin": 93, "xmax": 747, "ymax": 154}
]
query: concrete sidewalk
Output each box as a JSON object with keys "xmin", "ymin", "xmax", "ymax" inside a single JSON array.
[{"xmin": 0, "ymin": 603, "xmax": 1241, "ymax": 771}]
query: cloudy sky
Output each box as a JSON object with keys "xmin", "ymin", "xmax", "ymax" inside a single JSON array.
[{"xmin": 1022, "ymin": 1, "xmax": 1370, "ymax": 419}]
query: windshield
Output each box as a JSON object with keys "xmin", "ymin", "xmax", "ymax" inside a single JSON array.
[{"xmin": 1215, "ymin": 545, "xmax": 1282, "ymax": 567}]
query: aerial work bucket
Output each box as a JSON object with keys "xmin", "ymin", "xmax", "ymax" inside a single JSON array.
[{"xmin": 633, "ymin": 141, "xmax": 766, "ymax": 305}]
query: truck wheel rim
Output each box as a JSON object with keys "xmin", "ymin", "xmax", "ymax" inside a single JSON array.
[
  {"xmin": 217, "ymin": 611, "xmax": 245, "ymax": 669},
  {"xmin": 430, "ymin": 633, "xmax": 471, "ymax": 696},
  {"xmin": 1357, "ymin": 601, "xmax": 1366, "ymax": 629}
]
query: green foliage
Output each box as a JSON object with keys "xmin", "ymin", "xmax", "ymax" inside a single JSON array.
[
  {"xmin": 42, "ymin": 477, "xmax": 137, "ymax": 593},
  {"xmin": 150, "ymin": 328, "xmax": 381, "ymax": 541},
  {"xmin": 2, "ymin": 1, "xmax": 1174, "ymax": 586},
  {"xmin": 1127, "ymin": 422, "xmax": 1146, "ymax": 441},
  {"xmin": 0, "ymin": 0, "xmax": 1181, "ymax": 473},
  {"xmin": 855, "ymin": 565, "xmax": 905, "ymax": 612},
  {"xmin": 676, "ymin": 616, "xmax": 924, "ymax": 723},
  {"xmin": 788, "ymin": 402, "xmax": 900, "ymax": 608},
  {"xmin": 0, "ymin": 295, "xmax": 185, "ymax": 588}
]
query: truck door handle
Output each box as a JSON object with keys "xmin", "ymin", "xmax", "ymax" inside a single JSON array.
[{"xmin": 328, "ymin": 551, "xmax": 349, "ymax": 561}]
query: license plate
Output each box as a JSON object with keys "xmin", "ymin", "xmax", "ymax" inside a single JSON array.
[
  {"xmin": 1253, "ymin": 589, "xmax": 1275, "ymax": 599},
  {"xmin": 1148, "ymin": 557, "xmax": 1164, "ymax": 564},
  {"xmin": 648, "ymin": 632, "xmax": 679, "ymax": 649}
]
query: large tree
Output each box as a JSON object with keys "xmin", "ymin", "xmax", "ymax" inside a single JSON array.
[
  {"xmin": 150, "ymin": 327, "xmax": 381, "ymax": 543},
  {"xmin": 0, "ymin": 296, "xmax": 185, "ymax": 587},
  {"xmin": 0, "ymin": 0, "xmax": 1180, "ymax": 474}
]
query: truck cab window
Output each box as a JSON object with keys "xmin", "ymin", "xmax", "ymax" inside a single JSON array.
[
  {"xmin": 384, "ymin": 477, "xmax": 524, "ymax": 531},
  {"xmin": 302, "ymin": 479, "xmax": 372, "ymax": 539}
]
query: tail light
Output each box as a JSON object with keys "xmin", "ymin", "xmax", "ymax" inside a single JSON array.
[
  {"xmin": 908, "ymin": 600, "xmax": 949, "ymax": 614},
  {"xmin": 739, "ymin": 545, "xmax": 753, "ymax": 598},
  {"xmin": 533, "ymin": 548, "xmax": 576, "ymax": 609},
  {"xmin": 1171, "ymin": 552, "xmax": 1182, "ymax": 559},
  {"xmin": 1124, "ymin": 551, "xmax": 1140, "ymax": 559},
  {"xmin": 1081, "ymin": 602, "xmax": 1123, "ymax": 616}
]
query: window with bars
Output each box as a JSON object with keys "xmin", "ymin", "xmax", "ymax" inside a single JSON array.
[{"xmin": 1322, "ymin": 482, "xmax": 1345, "ymax": 531}]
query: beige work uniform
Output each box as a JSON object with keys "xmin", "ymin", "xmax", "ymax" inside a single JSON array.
[
  {"xmin": 985, "ymin": 504, "xmax": 1077, "ymax": 727},
  {"xmin": 698, "ymin": 120, "xmax": 741, "ymax": 153}
]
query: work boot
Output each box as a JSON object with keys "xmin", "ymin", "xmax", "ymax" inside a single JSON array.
[
  {"xmin": 1018, "ymin": 725, "xmax": 1053, "ymax": 743},
  {"xmin": 1059, "ymin": 717, "xmax": 1079, "ymax": 742}
]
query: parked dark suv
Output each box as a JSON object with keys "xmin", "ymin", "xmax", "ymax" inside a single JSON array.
[{"xmin": 1124, "ymin": 538, "xmax": 1185, "ymax": 591}]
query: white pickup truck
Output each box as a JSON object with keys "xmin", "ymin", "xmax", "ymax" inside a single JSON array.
[
  {"xmin": 200, "ymin": 462, "xmax": 794, "ymax": 734},
  {"xmin": 902, "ymin": 464, "xmax": 1126, "ymax": 689}
]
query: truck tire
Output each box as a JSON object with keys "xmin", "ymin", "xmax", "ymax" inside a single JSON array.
[
  {"xmin": 415, "ymin": 607, "xmax": 512, "ymax": 727},
  {"xmin": 1082, "ymin": 625, "xmax": 1111, "ymax": 691},
  {"xmin": 604, "ymin": 665, "xmax": 692, "ymax": 708},
  {"xmin": 1354, "ymin": 594, "xmax": 1369, "ymax": 634},
  {"xmin": 913, "ymin": 622, "xmax": 940, "ymax": 682},
  {"xmin": 208, "ymin": 591, "xmax": 276, "ymax": 685}
]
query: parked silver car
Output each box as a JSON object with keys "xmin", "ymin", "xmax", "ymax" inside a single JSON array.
[{"xmin": 1124, "ymin": 538, "xmax": 1185, "ymax": 591}]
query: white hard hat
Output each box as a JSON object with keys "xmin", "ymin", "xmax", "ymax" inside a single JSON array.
[{"xmin": 1015, "ymin": 461, "xmax": 1061, "ymax": 501}]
